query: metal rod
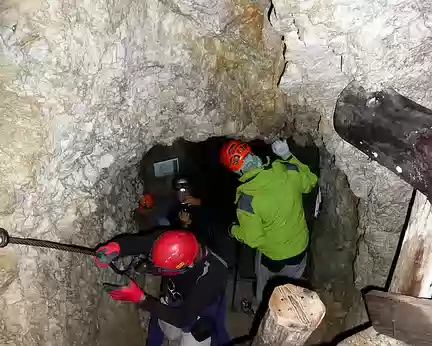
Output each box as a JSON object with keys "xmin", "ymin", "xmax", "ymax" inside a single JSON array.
[
  {"xmin": 231, "ymin": 242, "xmax": 240, "ymax": 310},
  {"xmin": 0, "ymin": 228, "xmax": 139, "ymax": 280},
  {"xmin": 0, "ymin": 228, "xmax": 95, "ymax": 256},
  {"xmin": 8, "ymin": 236, "xmax": 95, "ymax": 255}
]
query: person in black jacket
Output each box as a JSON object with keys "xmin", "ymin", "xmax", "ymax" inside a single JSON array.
[
  {"xmin": 94, "ymin": 229, "xmax": 230, "ymax": 346},
  {"xmin": 168, "ymin": 176, "xmax": 216, "ymax": 249}
]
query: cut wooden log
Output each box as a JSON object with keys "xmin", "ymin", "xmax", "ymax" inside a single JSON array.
[
  {"xmin": 334, "ymin": 81, "xmax": 432, "ymax": 202},
  {"xmin": 390, "ymin": 192, "xmax": 432, "ymax": 298},
  {"xmin": 252, "ymin": 284, "xmax": 325, "ymax": 346},
  {"xmin": 365, "ymin": 290, "xmax": 432, "ymax": 346}
]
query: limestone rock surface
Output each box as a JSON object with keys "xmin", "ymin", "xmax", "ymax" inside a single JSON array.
[
  {"xmin": 0, "ymin": 0, "xmax": 288, "ymax": 344},
  {"xmin": 271, "ymin": 0, "xmax": 431, "ymax": 196},
  {"xmin": 270, "ymin": 0, "xmax": 430, "ymax": 338},
  {"xmin": 337, "ymin": 327, "xmax": 409, "ymax": 346}
]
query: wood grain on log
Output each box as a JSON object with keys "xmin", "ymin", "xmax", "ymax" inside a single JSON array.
[
  {"xmin": 365, "ymin": 290, "xmax": 432, "ymax": 346},
  {"xmin": 252, "ymin": 284, "xmax": 325, "ymax": 346},
  {"xmin": 334, "ymin": 81, "xmax": 432, "ymax": 202},
  {"xmin": 390, "ymin": 192, "xmax": 432, "ymax": 298},
  {"xmin": 333, "ymin": 82, "xmax": 432, "ymax": 346}
]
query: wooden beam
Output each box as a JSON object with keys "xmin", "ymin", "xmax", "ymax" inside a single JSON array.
[
  {"xmin": 365, "ymin": 290, "xmax": 432, "ymax": 345},
  {"xmin": 390, "ymin": 192, "xmax": 432, "ymax": 297},
  {"xmin": 340, "ymin": 193, "xmax": 432, "ymax": 345},
  {"xmin": 252, "ymin": 284, "xmax": 325, "ymax": 346},
  {"xmin": 334, "ymin": 81, "xmax": 432, "ymax": 202},
  {"xmin": 333, "ymin": 82, "xmax": 432, "ymax": 345}
]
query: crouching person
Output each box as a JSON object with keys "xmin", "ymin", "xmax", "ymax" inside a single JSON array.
[{"xmin": 94, "ymin": 230, "xmax": 230, "ymax": 346}]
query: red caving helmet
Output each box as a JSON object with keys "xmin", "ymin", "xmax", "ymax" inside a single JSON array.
[
  {"xmin": 139, "ymin": 193, "xmax": 154, "ymax": 209},
  {"xmin": 220, "ymin": 140, "xmax": 252, "ymax": 172},
  {"xmin": 151, "ymin": 231, "xmax": 200, "ymax": 275}
]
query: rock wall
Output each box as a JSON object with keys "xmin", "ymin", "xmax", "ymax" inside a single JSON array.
[
  {"xmin": 270, "ymin": 0, "xmax": 431, "ymax": 198},
  {"xmin": 0, "ymin": 0, "xmax": 291, "ymax": 344},
  {"xmin": 338, "ymin": 326, "xmax": 409, "ymax": 346},
  {"xmin": 0, "ymin": 0, "xmax": 430, "ymax": 344},
  {"xmin": 309, "ymin": 149, "xmax": 360, "ymax": 341},
  {"xmin": 270, "ymin": 0, "xmax": 430, "ymax": 339},
  {"xmin": 310, "ymin": 149, "xmax": 412, "ymax": 342}
]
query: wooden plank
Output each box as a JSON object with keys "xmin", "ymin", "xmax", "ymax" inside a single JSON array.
[
  {"xmin": 336, "ymin": 180, "xmax": 432, "ymax": 345},
  {"xmin": 334, "ymin": 81, "xmax": 432, "ymax": 202},
  {"xmin": 332, "ymin": 82, "xmax": 432, "ymax": 346},
  {"xmin": 252, "ymin": 284, "xmax": 325, "ymax": 346},
  {"xmin": 390, "ymin": 192, "xmax": 432, "ymax": 298},
  {"xmin": 365, "ymin": 290, "xmax": 432, "ymax": 345}
]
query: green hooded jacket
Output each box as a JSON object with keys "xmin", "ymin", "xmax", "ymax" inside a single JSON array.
[{"xmin": 231, "ymin": 156, "xmax": 318, "ymax": 260}]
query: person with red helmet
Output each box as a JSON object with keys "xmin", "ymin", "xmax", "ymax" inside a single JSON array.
[
  {"xmin": 94, "ymin": 229, "xmax": 230, "ymax": 346},
  {"xmin": 220, "ymin": 138, "xmax": 318, "ymax": 314}
]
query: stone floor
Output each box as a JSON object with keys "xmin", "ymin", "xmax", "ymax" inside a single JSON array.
[{"xmin": 225, "ymin": 277, "xmax": 255, "ymax": 339}]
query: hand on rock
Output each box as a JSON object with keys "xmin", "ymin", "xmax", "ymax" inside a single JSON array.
[{"xmin": 271, "ymin": 139, "xmax": 291, "ymax": 160}]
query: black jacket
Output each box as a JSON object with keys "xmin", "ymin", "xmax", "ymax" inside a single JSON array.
[
  {"xmin": 167, "ymin": 203, "xmax": 216, "ymax": 248},
  {"xmin": 115, "ymin": 230, "xmax": 228, "ymax": 328}
]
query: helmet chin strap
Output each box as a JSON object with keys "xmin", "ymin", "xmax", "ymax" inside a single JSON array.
[{"xmin": 154, "ymin": 267, "xmax": 189, "ymax": 276}]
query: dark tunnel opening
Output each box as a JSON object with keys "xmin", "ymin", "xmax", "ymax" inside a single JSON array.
[
  {"xmin": 104, "ymin": 135, "xmax": 323, "ymax": 341},
  {"xmin": 137, "ymin": 136, "xmax": 320, "ymax": 285}
]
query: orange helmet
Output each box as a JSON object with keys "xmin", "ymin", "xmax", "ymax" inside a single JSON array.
[
  {"xmin": 151, "ymin": 231, "xmax": 200, "ymax": 275},
  {"xmin": 139, "ymin": 193, "xmax": 154, "ymax": 210},
  {"xmin": 220, "ymin": 140, "xmax": 252, "ymax": 172}
]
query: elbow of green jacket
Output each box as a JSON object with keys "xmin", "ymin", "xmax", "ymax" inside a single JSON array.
[
  {"xmin": 233, "ymin": 229, "xmax": 261, "ymax": 248},
  {"xmin": 312, "ymin": 175, "xmax": 319, "ymax": 189},
  {"xmin": 304, "ymin": 175, "xmax": 318, "ymax": 193}
]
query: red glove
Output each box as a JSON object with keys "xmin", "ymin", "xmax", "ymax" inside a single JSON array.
[
  {"xmin": 94, "ymin": 242, "xmax": 120, "ymax": 268},
  {"xmin": 103, "ymin": 280, "xmax": 145, "ymax": 303}
]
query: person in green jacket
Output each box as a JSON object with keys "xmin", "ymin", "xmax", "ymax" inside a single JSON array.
[{"xmin": 220, "ymin": 139, "xmax": 318, "ymax": 309}]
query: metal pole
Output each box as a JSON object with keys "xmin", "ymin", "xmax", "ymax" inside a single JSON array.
[
  {"xmin": 231, "ymin": 241, "xmax": 240, "ymax": 310},
  {"xmin": 0, "ymin": 228, "xmax": 95, "ymax": 256}
]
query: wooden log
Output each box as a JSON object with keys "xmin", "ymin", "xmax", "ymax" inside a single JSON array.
[
  {"xmin": 333, "ymin": 83, "xmax": 432, "ymax": 346},
  {"xmin": 252, "ymin": 284, "xmax": 326, "ymax": 346},
  {"xmin": 389, "ymin": 192, "xmax": 432, "ymax": 298},
  {"xmin": 350, "ymin": 192, "xmax": 432, "ymax": 346},
  {"xmin": 365, "ymin": 290, "xmax": 432, "ymax": 345},
  {"xmin": 334, "ymin": 81, "xmax": 432, "ymax": 202}
]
